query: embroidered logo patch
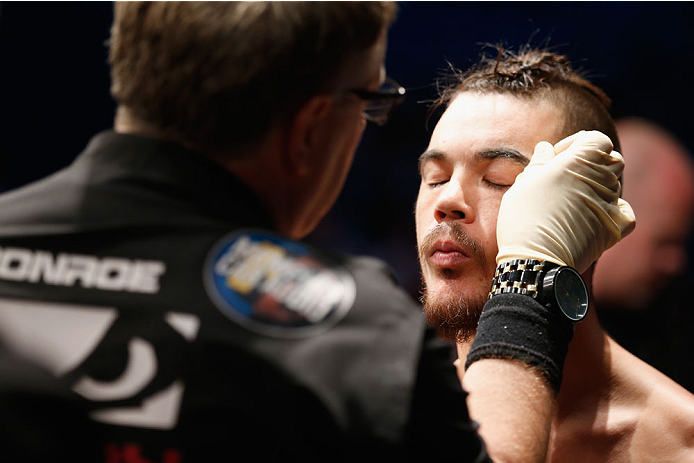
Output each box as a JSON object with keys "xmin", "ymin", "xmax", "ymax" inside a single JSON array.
[{"xmin": 204, "ymin": 230, "xmax": 356, "ymax": 338}]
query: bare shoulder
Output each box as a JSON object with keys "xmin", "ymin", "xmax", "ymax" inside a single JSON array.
[
  {"xmin": 628, "ymin": 352, "xmax": 694, "ymax": 461},
  {"xmin": 549, "ymin": 339, "xmax": 694, "ymax": 462}
]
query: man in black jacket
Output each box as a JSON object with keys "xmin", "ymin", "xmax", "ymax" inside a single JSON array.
[{"xmin": 0, "ymin": 3, "xmax": 634, "ymax": 462}]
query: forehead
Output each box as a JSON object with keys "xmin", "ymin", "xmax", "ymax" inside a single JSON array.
[{"xmin": 429, "ymin": 92, "xmax": 567, "ymax": 159}]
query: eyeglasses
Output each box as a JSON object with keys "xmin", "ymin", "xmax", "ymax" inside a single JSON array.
[{"xmin": 345, "ymin": 77, "xmax": 406, "ymax": 125}]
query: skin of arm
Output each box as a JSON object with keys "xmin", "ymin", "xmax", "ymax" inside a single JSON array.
[{"xmin": 463, "ymin": 358, "xmax": 555, "ymax": 463}]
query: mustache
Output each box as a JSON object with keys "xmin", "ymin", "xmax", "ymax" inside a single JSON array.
[{"xmin": 418, "ymin": 222, "xmax": 487, "ymax": 266}]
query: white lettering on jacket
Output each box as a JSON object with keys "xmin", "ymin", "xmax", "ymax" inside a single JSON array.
[{"xmin": 0, "ymin": 247, "xmax": 165, "ymax": 294}]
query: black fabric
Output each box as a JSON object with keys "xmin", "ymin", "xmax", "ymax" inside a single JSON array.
[
  {"xmin": 0, "ymin": 131, "xmax": 488, "ymax": 462},
  {"xmin": 0, "ymin": 346, "xmax": 101, "ymax": 463},
  {"xmin": 406, "ymin": 329, "xmax": 492, "ymax": 462},
  {"xmin": 466, "ymin": 293, "xmax": 575, "ymax": 392}
]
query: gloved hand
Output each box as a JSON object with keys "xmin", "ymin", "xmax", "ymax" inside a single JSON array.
[{"xmin": 496, "ymin": 130, "xmax": 636, "ymax": 273}]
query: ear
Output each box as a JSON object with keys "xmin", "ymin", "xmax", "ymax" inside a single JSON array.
[{"xmin": 285, "ymin": 95, "xmax": 334, "ymax": 176}]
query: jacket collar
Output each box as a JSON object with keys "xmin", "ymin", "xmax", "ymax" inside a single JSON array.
[{"xmin": 75, "ymin": 131, "xmax": 274, "ymax": 229}]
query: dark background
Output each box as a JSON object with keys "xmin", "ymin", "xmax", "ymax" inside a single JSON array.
[{"xmin": 2, "ymin": 2, "xmax": 694, "ymax": 381}]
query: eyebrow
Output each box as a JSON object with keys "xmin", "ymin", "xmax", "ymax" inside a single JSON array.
[
  {"xmin": 478, "ymin": 148, "xmax": 530, "ymax": 166},
  {"xmin": 418, "ymin": 147, "xmax": 530, "ymax": 174},
  {"xmin": 418, "ymin": 149, "xmax": 446, "ymax": 174}
]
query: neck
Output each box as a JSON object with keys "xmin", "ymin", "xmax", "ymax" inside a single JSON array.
[
  {"xmin": 555, "ymin": 308, "xmax": 613, "ymax": 416},
  {"xmin": 114, "ymin": 107, "xmax": 167, "ymax": 140},
  {"xmin": 555, "ymin": 267, "xmax": 616, "ymax": 415},
  {"xmin": 223, "ymin": 143, "xmax": 302, "ymax": 239},
  {"xmin": 113, "ymin": 106, "xmax": 307, "ymax": 239}
]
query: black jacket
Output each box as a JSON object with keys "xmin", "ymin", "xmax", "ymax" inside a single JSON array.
[{"xmin": 0, "ymin": 132, "xmax": 487, "ymax": 462}]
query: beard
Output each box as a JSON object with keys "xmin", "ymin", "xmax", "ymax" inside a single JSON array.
[
  {"xmin": 420, "ymin": 283, "xmax": 487, "ymax": 343},
  {"xmin": 418, "ymin": 222, "xmax": 490, "ymax": 343}
]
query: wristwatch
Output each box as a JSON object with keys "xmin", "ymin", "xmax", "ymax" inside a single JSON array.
[{"xmin": 489, "ymin": 258, "xmax": 589, "ymax": 322}]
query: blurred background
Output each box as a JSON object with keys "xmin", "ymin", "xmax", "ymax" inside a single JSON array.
[{"xmin": 2, "ymin": 1, "xmax": 694, "ymax": 387}]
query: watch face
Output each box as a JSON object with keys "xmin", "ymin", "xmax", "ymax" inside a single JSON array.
[{"xmin": 554, "ymin": 267, "xmax": 589, "ymax": 322}]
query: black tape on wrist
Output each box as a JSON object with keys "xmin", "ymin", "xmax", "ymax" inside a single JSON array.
[{"xmin": 464, "ymin": 293, "xmax": 574, "ymax": 393}]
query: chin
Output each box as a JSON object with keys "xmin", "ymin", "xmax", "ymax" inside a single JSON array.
[
  {"xmin": 426, "ymin": 269, "xmax": 488, "ymax": 302},
  {"xmin": 420, "ymin": 275, "xmax": 488, "ymax": 343}
]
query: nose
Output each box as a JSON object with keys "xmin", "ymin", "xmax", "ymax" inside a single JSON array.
[{"xmin": 434, "ymin": 178, "xmax": 474, "ymax": 224}]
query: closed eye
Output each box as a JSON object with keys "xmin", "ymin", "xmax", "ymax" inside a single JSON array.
[
  {"xmin": 484, "ymin": 179, "xmax": 511, "ymax": 190},
  {"xmin": 427, "ymin": 179, "xmax": 449, "ymax": 188}
]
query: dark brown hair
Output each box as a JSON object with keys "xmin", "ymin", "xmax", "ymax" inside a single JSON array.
[
  {"xmin": 109, "ymin": 1, "xmax": 396, "ymax": 157},
  {"xmin": 432, "ymin": 45, "xmax": 620, "ymax": 150}
]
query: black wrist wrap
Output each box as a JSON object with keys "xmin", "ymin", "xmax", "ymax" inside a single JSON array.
[{"xmin": 464, "ymin": 293, "xmax": 574, "ymax": 393}]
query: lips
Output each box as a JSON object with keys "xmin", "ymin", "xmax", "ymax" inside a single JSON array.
[{"xmin": 429, "ymin": 240, "xmax": 470, "ymax": 268}]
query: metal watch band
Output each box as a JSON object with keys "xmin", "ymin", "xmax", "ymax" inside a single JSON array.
[{"xmin": 488, "ymin": 259, "xmax": 559, "ymax": 299}]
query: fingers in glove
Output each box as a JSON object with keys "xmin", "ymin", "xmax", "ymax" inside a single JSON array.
[
  {"xmin": 616, "ymin": 198, "xmax": 636, "ymax": 238},
  {"xmin": 529, "ymin": 141, "xmax": 556, "ymax": 166},
  {"xmin": 554, "ymin": 130, "xmax": 616, "ymax": 165}
]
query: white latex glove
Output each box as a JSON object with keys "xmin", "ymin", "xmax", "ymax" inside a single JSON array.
[{"xmin": 496, "ymin": 130, "xmax": 636, "ymax": 273}]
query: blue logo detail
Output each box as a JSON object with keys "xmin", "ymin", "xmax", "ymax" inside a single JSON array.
[{"xmin": 204, "ymin": 230, "xmax": 355, "ymax": 338}]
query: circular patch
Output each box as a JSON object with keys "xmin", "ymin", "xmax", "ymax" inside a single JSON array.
[{"xmin": 204, "ymin": 230, "xmax": 356, "ymax": 338}]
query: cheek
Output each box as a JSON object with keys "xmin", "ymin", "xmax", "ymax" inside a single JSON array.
[
  {"xmin": 476, "ymin": 198, "xmax": 502, "ymax": 253},
  {"xmin": 332, "ymin": 122, "xmax": 363, "ymax": 186},
  {"xmin": 414, "ymin": 190, "xmax": 432, "ymax": 243},
  {"xmin": 345, "ymin": 124, "xmax": 364, "ymax": 161}
]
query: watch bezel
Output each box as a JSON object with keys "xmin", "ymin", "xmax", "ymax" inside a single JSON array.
[{"xmin": 541, "ymin": 266, "xmax": 589, "ymax": 322}]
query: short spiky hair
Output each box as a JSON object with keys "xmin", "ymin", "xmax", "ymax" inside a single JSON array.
[{"xmin": 433, "ymin": 45, "xmax": 620, "ymax": 151}]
